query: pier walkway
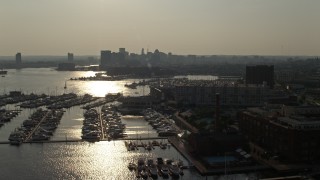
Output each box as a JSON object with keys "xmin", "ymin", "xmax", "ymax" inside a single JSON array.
[
  {"xmin": 0, "ymin": 137, "xmax": 168, "ymax": 145},
  {"xmin": 99, "ymin": 111, "xmax": 104, "ymax": 140}
]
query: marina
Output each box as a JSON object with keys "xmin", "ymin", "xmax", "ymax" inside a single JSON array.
[
  {"xmin": 0, "ymin": 68, "xmax": 257, "ymax": 179},
  {"xmin": 8, "ymin": 108, "xmax": 64, "ymax": 145},
  {"xmin": 130, "ymin": 157, "xmax": 185, "ymax": 179}
]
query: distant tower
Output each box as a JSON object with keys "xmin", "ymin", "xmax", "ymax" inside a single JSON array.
[
  {"xmin": 16, "ymin": 53, "xmax": 22, "ymax": 64},
  {"xmin": 141, "ymin": 48, "xmax": 145, "ymax": 55},
  {"xmin": 119, "ymin": 48, "xmax": 126, "ymax": 54},
  {"xmin": 100, "ymin": 50, "xmax": 112, "ymax": 69},
  {"xmin": 68, "ymin": 53, "xmax": 74, "ymax": 62},
  {"xmin": 118, "ymin": 48, "xmax": 126, "ymax": 62}
]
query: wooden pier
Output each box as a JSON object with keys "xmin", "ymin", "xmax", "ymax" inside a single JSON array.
[
  {"xmin": 0, "ymin": 137, "xmax": 168, "ymax": 145},
  {"xmin": 99, "ymin": 111, "xmax": 105, "ymax": 140}
]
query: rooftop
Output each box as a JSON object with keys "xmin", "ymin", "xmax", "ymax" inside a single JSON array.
[{"xmin": 244, "ymin": 105, "xmax": 320, "ymax": 130}]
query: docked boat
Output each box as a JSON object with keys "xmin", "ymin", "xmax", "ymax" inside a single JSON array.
[
  {"xmin": 127, "ymin": 162, "xmax": 136, "ymax": 171},
  {"xmin": 156, "ymin": 157, "xmax": 164, "ymax": 166},
  {"xmin": 156, "ymin": 157, "xmax": 169, "ymax": 177},
  {"xmin": 8, "ymin": 132, "xmax": 24, "ymax": 145},
  {"xmin": 145, "ymin": 144, "xmax": 152, "ymax": 151},
  {"xmin": 140, "ymin": 170, "xmax": 148, "ymax": 179},
  {"xmin": 159, "ymin": 143, "xmax": 167, "ymax": 149},
  {"xmin": 32, "ymin": 133, "xmax": 50, "ymax": 141},
  {"xmin": 137, "ymin": 158, "xmax": 145, "ymax": 171},
  {"xmin": 173, "ymin": 160, "xmax": 184, "ymax": 175},
  {"xmin": 160, "ymin": 165, "xmax": 170, "ymax": 178},
  {"xmin": 158, "ymin": 130, "xmax": 177, "ymax": 137},
  {"xmin": 8, "ymin": 130, "xmax": 25, "ymax": 142},
  {"xmin": 169, "ymin": 164, "xmax": 180, "ymax": 178},
  {"xmin": 148, "ymin": 164, "xmax": 158, "ymax": 179},
  {"xmin": 0, "ymin": 69, "xmax": 7, "ymax": 75},
  {"xmin": 81, "ymin": 132, "xmax": 101, "ymax": 141},
  {"xmin": 10, "ymin": 140, "xmax": 22, "ymax": 146}
]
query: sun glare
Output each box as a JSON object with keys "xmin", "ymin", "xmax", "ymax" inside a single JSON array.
[{"xmin": 86, "ymin": 81, "xmax": 121, "ymax": 97}]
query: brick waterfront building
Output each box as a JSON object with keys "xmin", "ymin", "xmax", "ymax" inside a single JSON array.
[{"xmin": 239, "ymin": 105, "xmax": 320, "ymax": 163}]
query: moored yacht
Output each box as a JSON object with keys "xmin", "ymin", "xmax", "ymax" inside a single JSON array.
[
  {"xmin": 32, "ymin": 133, "xmax": 50, "ymax": 141},
  {"xmin": 169, "ymin": 164, "xmax": 180, "ymax": 178},
  {"xmin": 148, "ymin": 164, "xmax": 158, "ymax": 179},
  {"xmin": 160, "ymin": 165, "xmax": 169, "ymax": 178},
  {"xmin": 127, "ymin": 162, "xmax": 136, "ymax": 171},
  {"xmin": 0, "ymin": 69, "xmax": 7, "ymax": 75},
  {"xmin": 81, "ymin": 131, "xmax": 101, "ymax": 141}
]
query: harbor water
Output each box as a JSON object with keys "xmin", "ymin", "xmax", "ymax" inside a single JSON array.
[{"xmin": 0, "ymin": 68, "xmax": 255, "ymax": 179}]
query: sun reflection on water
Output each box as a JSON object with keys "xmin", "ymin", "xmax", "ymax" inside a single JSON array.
[
  {"xmin": 66, "ymin": 81, "xmax": 124, "ymax": 97},
  {"xmin": 86, "ymin": 81, "xmax": 122, "ymax": 97}
]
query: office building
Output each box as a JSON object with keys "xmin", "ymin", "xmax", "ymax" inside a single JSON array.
[
  {"xmin": 68, "ymin": 53, "xmax": 74, "ymax": 62},
  {"xmin": 118, "ymin": 48, "xmax": 126, "ymax": 62},
  {"xmin": 173, "ymin": 81, "xmax": 270, "ymax": 107},
  {"xmin": 119, "ymin": 48, "xmax": 126, "ymax": 54},
  {"xmin": 100, "ymin": 50, "xmax": 112, "ymax": 69},
  {"xmin": 16, "ymin": 53, "xmax": 22, "ymax": 64},
  {"xmin": 246, "ymin": 65, "xmax": 274, "ymax": 88},
  {"xmin": 57, "ymin": 63, "xmax": 75, "ymax": 71},
  {"xmin": 239, "ymin": 105, "xmax": 320, "ymax": 163}
]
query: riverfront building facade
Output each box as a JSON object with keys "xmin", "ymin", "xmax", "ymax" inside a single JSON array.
[
  {"xmin": 16, "ymin": 52, "xmax": 22, "ymax": 64},
  {"xmin": 246, "ymin": 65, "xmax": 274, "ymax": 88},
  {"xmin": 239, "ymin": 105, "xmax": 320, "ymax": 163},
  {"xmin": 100, "ymin": 50, "xmax": 112, "ymax": 69},
  {"xmin": 68, "ymin": 53, "xmax": 74, "ymax": 62},
  {"xmin": 173, "ymin": 82, "xmax": 270, "ymax": 107}
]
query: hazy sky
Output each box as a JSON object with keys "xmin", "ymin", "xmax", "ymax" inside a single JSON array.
[{"xmin": 1, "ymin": 0, "xmax": 320, "ymax": 56}]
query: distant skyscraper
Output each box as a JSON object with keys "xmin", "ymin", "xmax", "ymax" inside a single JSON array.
[
  {"xmin": 119, "ymin": 48, "xmax": 126, "ymax": 54},
  {"xmin": 118, "ymin": 48, "xmax": 126, "ymax": 62},
  {"xmin": 16, "ymin": 53, "xmax": 22, "ymax": 64},
  {"xmin": 246, "ymin": 65, "xmax": 274, "ymax": 88},
  {"xmin": 100, "ymin": 50, "xmax": 112, "ymax": 69},
  {"xmin": 68, "ymin": 53, "xmax": 74, "ymax": 62}
]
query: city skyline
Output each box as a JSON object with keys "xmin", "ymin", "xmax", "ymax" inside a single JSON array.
[{"xmin": 1, "ymin": 0, "xmax": 320, "ymax": 56}]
